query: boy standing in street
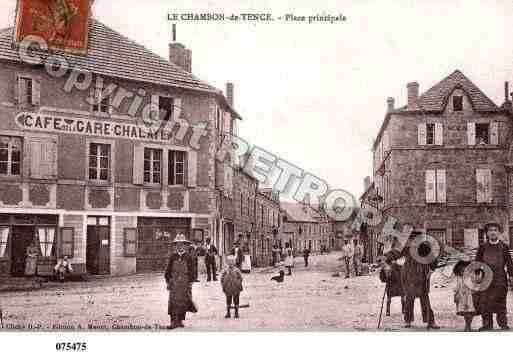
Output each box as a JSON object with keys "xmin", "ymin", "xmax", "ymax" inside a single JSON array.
[{"xmin": 221, "ymin": 255, "xmax": 244, "ymax": 319}]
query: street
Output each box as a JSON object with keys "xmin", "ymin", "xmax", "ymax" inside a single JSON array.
[{"xmin": 1, "ymin": 252, "xmax": 513, "ymax": 331}]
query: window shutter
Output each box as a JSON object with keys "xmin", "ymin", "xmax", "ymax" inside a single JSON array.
[
  {"xmin": 43, "ymin": 139, "xmax": 57, "ymax": 178},
  {"xmin": 464, "ymin": 228, "xmax": 479, "ymax": 248},
  {"xmin": 490, "ymin": 122, "xmax": 499, "ymax": 145},
  {"xmin": 15, "ymin": 74, "xmax": 21, "ymax": 104},
  {"xmin": 476, "ymin": 168, "xmax": 485, "ymax": 203},
  {"xmin": 484, "ymin": 169, "xmax": 492, "ymax": 202},
  {"xmin": 188, "ymin": 150, "xmax": 197, "ymax": 187},
  {"xmin": 436, "ymin": 169, "xmax": 446, "ymax": 203},
  {"xmin": 418, "ymin": 124, "xmax": 427, "ymax": 145},
  {"xmin": 425, "ymin": 169, "xmax": 436, "ymax": 203},
  {"xmin": 29, "ymin": 139, "xmax": 43, "ymax": 178},
  {"xmin": 172, "ymin": 97, "xmax": 182, "ymax": 122},
  {"xmin": 32, "ymin": 78, "xmax": 41, "ymax": 106},
  {"xmin": 435, "ymin": 123, "xmax": 443, "ymax": 145},
  {"xmin": 133, "ymin": 144, "xmax": 144, "ymax": 184},
  {"xmin": 467, "ymin": 122, "xmax": 476, "ymax": 146}
]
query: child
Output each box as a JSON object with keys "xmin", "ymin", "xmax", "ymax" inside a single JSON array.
[
  {"xmin": 453, "ymin": 260, "xmax": 476, "ymax": 331},
  {"xmin": 221, "ymin": 255, "xmax": 243, "ymax": 319},
  {"xmin": 54, "ymin": 256, "xmax": 73, "ymax": 282}
]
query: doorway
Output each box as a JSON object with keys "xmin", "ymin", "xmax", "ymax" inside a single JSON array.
[
  {"xmin": 86, "ymin": 216, "xmax": 110, "ymax": 275},
  {"xmin": 10, "ymin": 226, "xmax": 35, "ymax": 277}
]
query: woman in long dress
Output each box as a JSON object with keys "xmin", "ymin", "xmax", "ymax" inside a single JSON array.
[
  {"xmin": 284, "ymin": 242, "xmax": 294, "ymax": 276},
  {"xmin": 25, "ymin": 241, "xmax": 39, "ymax": 277}
]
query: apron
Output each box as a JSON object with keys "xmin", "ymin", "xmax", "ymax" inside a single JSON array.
[
  {"xmin": 168, "ymin": 257, "xmax": 193, "ymax": 316},
  {"xmin": 475, "ymin": 244, "xmax": 508, "ymax": 314}
]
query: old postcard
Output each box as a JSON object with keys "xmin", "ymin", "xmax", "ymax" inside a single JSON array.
[{"xmin": 1, "ymin": 0, "xmax": 513, "ymax": 353}]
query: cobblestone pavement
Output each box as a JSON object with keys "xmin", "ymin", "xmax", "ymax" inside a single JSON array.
[{"xmin": 1, "ymin": 252, "xmax": 513, "ymax": 331}]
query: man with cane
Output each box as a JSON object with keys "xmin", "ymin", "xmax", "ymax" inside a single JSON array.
[{"xmin": 383, "ymin": 230, "xmax": 440, "ymax": 329}]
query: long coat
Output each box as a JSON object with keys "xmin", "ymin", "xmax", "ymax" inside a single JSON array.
[
  {"xmin": 472, "ymin": 241, "xmax": 513, "ymax": 315},
  {"xmin": 386, "ymin": 245, "xmax": 437, "ymax": 298},
  {"xmin": 379, "ymin": 262, "xmax": 404, "ymax": 298},
  {"xmin": 221, "ymin": 267, "xmax": 243, "ymax": 296},
  {"xmin": 165, "ymin": 252, "xmax": 197, "ymax": 316}
]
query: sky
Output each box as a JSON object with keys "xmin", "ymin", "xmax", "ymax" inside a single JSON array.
[{"xmin": 1, "ymin": 0, "xmax": 512, "ymax": 202}]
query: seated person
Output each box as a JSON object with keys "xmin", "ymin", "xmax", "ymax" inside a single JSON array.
[{"xmin": 54, "ymin": 256, "xmax": 73, "ymax": 282}]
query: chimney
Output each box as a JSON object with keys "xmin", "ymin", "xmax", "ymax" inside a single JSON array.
[
  {"xmin": 505, "ymin": 81, "xmax": 510, "ymax": 103},
  {"xmin": 226, "ymin": 82, "xmax": 234, "ymax": 107},
  {"xmin": 407, "ymin": 82, "xmax": 419, "ymax": 109},
  {"xmin": 169, "ymin": 24, "xmax": 192, "ymax": 72},
  {"xmin": 364, "ymin": 176, "xmax": 371, "ymax": 192},
  {"xmin": 387, "ymin": 97, "xmax": 395, "ymax": 112}
]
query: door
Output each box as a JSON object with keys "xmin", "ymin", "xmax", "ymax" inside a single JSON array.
[
  {"xmin": 10, "ymin": 226, "xmax": 35, "ymax": 277},
  {"xmin": 86, "ymin": 217, "xmax": 110, "ymax": 275}
]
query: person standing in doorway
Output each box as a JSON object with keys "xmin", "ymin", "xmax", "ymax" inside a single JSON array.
[
  {"xmin": 204, "ymin": 238, "xmax": 218, "ymax": 282},
  {"xmin": 25, "ymin": 241, "xmax": 39, "ymax": 277},
  {"xmin": 233, "ymin": 242, "xmax": 244, "ymax": 270},
  {"xmin": 473, "ymin": 221, "xmax": 513, "ymax": 331},
  {"xmin": 353, "ymin": 240, "xmax": 364, "ymax": 276},
  {"xmin": 165, "ymin": 236, "xmax": 196, "ymax": 329},
  {"xmin": 341, "ymin": 239, "xmax": 354, "ymax": 278}
]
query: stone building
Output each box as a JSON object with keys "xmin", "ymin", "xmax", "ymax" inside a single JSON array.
[
  {"xmin": 0, "ymin": 20, "xmax": 239, "ymax": 277},
  {"xmin": 370, "ymin": 70, "xmax": 512, "ymax": 249},
  {"xmin": 252, "ymin": 188, "xmax": 280, "ymax": 267},
  {"xmin": 232, "ymin": 166, "xmax": 258, "ymax": 257}
]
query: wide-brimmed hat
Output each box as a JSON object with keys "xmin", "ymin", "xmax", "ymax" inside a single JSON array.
[
  {"xmin": 171, "ymin": 234, "xmax": 192, "ymax": 245},
  {"xmin": 483, "ymin": 221, "xmax": 502, "ymax": 233}
]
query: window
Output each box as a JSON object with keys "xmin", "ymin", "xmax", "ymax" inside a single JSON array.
[
  {"xmin": 168, "ymin": 150, "xmax": 186, "ymax": 185},
  {"xmin": 28, "ymin": 137, "xmax": 57, "ymax": 179},
  {"xmin": 144, "ymin": 148, "xmax": 162, "ymax": 184},
  {"xmin": 0, "ymin": 227, "xmax": 8, "ymax": 258},
  {"xmin": 89, "ymin": 143, "xmax": 110, "ymax": 181},
  {"xmin": 426, "ymin": 123, "xmax": 435, "ymax": 145},
  {"xmin": 20, "ymin": 77, "xmax": 32, "ymax": 105},
  {"xmin": 124, "ymin": 228, "xmax": 137, "ymax": 257},
  {"xmin": 159, "ymin": 96, "xmax": 174, "ymax": 125},
  {"xmin": 92, "ymin": 83, "xmax": 110, "ymax": 114},
  {"xmin": 476, "ymin": 168, "xmax": 492, "ymax": 203},
  {"xmin": 425, "ymin": 169, "xmax": 446, "ymax": 203},
  {"xmin": 475, "ymin": 123, "xmax": 490, "ymax": 145},
  {"xmin": 37, "ymin": 227, "xmax": 55, "ymax": 257},
  {"xmin": 0, "ymin": 136, "xmax": 21, "ymax": 176},
  {"xmin": 453, "ymin": 96, "xmax": 463, "ymax": 111},
  {"xmin": 60, "ymin": 227, "xmax": 74, "ymax": 258}
]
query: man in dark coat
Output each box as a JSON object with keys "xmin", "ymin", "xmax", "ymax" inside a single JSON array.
[
  {"xmin": 385, "ymin": 231, "xmax": 440, "ymax": 329},
  {"xmin": 303, "ymin": 247, "xmax": 310, "ymax": 267},
  {"xmin": 165, "ymin": 236, "xmax": 196, "ymax": 329},
  {"xmin": 233, "ymin": 242, "xmax": 244, "ymax": 270},
  {"xmin": 204, "ymin": 238, "xmax": 218, "ymax": 281},
  {"xmin": 473, "ymin": 222, "xmax": 513, "ymax": 331},
  {"xmin": 379, "ymin": 261, "xmax": 405, "ymax": 316}
]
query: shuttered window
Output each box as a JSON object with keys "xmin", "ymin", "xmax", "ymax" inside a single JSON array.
[
  {"xmin": 476, "ymin": 168, "xmax": 492, "ymax": 203},
  {"xmin": 468, "ymin": 122, "xmax": 498, "ymax": 146},
  {"xmin": 17, "ymin": 76, "xmax": 40, "ymax": 106},
  {"xmin": 426, "ymin": 169, "xmax": 446, "ymax": 203},
  {"xmin": 92, "ymin": 81, "xmax": 111, "ymax": 114},
  {"xmin": 419, "ymin": 123, "xmax": 443, "ymax": 145},
  {"xmin": 29, "ymin": 138, "xmax": 57, "ymax": 179}
]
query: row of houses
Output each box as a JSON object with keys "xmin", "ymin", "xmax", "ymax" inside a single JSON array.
[
  {"xmin": 360, "ymin": 70, "xmax": 513, "ymax": 259},
  {"xmin": 0, "ymin": 17, "xmax": 351, "ymax": 277}
]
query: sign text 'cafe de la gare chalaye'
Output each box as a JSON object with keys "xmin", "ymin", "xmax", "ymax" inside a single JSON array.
[{"xmin": 0, "ymin": 19, "xmax": 241, "ymax": 277}]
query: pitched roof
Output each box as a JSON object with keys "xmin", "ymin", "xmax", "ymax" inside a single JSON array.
[
  {"xmin": 0, "ymin": 19, "xmax": 218, "ymax": 94},
  {"xmin": 281, "ymin": 202, "xmax": 322, "ymax": 223},
  {"xmin": 398, "ymin": 70, "xmax": 500, "ymax": 113}
]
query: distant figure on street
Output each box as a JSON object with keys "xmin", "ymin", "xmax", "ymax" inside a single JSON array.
[
  {"xmin": 233, "ymin": 242, "xmax": 244, "ymax": 270},
  {"xmin": 25, "ymin": 241, "xmax": 39, "ymax": 277},
  {"xmin": 204, "ymin": 238, "xmax": 218, "ymax": 282},
  {"xmin": 54, "ymin": 256, "xmax": 73, "ymax": 282},
  {"xmin": 165, "ymin": 236, "xmax": 196, "ymax": 329},
  {"xmin": 303, "ymin": 247, "xmax": 310, "ymax": 267},
  {"xmin": 284, "ymin": 243, "xmax": 294, "ymax": 276},
  {"xmin": 221, "ymin": 255, "xmax": 243, "ymax": 319},
  {"xmin": 271, "ymin": 244, "xmax": 280, "ymax": 267},
  {"xmin": 353, "ymin": 240, "xmax": 364, "ymax": 276},
  {"xmin": 341, "ymin": 240, "xmax": 354, "ymax": 278},
  {"xmin": 189, "ymin": 243, "xmax": 199, "ymax": 282}
]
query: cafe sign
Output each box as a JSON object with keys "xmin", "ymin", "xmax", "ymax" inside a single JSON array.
[{"xmin": 15, "ymin": 112, "xmax": 176, "ymax": 142}]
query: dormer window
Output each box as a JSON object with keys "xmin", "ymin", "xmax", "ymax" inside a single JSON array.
[{"xmin": 453, "ymin": 96, "xmax": 463, "ymax": 111}]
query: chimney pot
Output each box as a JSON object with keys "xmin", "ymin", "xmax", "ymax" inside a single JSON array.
[
  {"xmin": 387, "ymin": 97, "xmax": 395, "ymax": 112},
  {"xmin": 168, "ymin": 25, "xmax": 192, "ymax": 72},
  {"xmin": 407, "ymin": 82, "xmax": 419, "ymax": 109},
  {"xmin": 226, "ymin": 82, "xmax": 234, "ymax": 107}
]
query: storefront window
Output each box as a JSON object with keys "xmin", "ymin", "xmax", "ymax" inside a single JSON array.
[
  {"xmin": 0, "ymin": 226, "xmax": 8, "ymax": 257},
  {"xmin": 60, "ymin": 227, "xmax": 74, "ymax": 258},
  {"xmin": 38, "ymin": 227, "xmax": 55, "ymax": 257}
]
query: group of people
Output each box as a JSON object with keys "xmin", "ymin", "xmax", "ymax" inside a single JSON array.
[
  {"xmin": 164, "ymin": 236, "xmax": 245, "ymax": 329},
  {"xmin": 24, "ymin": 241, "xmax": 73, "ymax": 282},
  {"xmin": 380, "ymin": 221, "xmax": 513, "ymax": 331},
  {"xmin": 341, "ymin": 239, "xmax": 364, "ymax": 278}
]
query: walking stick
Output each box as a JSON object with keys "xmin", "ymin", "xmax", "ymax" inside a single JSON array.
[{"xmin": 377, "ymin": 286, "xmax": 387, "ymax": 329}]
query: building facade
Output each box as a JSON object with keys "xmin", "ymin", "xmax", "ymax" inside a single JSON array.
[
  {"xmin": 252, "ymin": 188, "xmax": 280, "ymax": 267},
  {"xmin": 370, "ymin": 70, "xmax": 512, "ymax": 251},
  {"xmin": 0, "ymin": 20, "xmax": 238, "ymax": 277}
]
